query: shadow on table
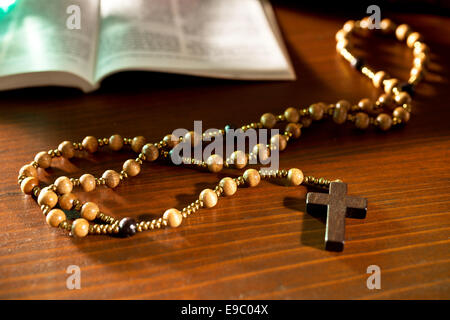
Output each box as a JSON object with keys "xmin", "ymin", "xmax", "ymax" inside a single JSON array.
[{"xmin": 283, "ymin": 193, "xmax": 327, "ymax": 250}]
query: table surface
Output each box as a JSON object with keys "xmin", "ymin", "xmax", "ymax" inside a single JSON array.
[{"xmin": 1, "ymin": 5, "xmax": 449, "ymax": 300}]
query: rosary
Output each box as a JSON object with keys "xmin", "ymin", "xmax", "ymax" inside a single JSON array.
[{"xmin": 17, "ymin": 17, "xmax": 427, "ymax": 251}]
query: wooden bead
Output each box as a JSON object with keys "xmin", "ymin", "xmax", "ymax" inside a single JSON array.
[
  {"xmin": 82, "ymin": 136, "xmax": 98, "ymax": 153},
  {"xmin": 351, "ymin": 20, "xmax": 363, "ymax": 34},
  {"xmin": 123, "ymin": 159, "xmax": 141, "ymax": 177},
  {"xmin": 376, "ymin": 113, "xmax": 392, "ymax": 131},
  {"xmin": 46, "ymin": 209, "xmax": 66, "ymax": 227},
  {"xmin": 163, "ymin": 134, "xmax": 179, "ymax": 148},
  {"xmin": 358, "ymin": 98, "xmax": 374, "ymax": 113},
  {"xmin": 407, "ymin": 32, "xmax": 422, "ymax": 48},
  {"xmin": 355, "ymin": 112, "xmax": 370, "ymax": 130},
  {"xmin": 81, "ymin": 202, "xmax": 99, "ymax": 221},
  {"xmin": 19, "ymin": 164, "xmax": 37, "ymax": 178},
  {"xmin": 413, "ymin": 65, "xmax": 425, "ymax": 79},
  {"xmin": 58, "ymin": 141, "xmax": 75, "ymax": 159},
  {"xmin": 260, "ymin": 113, "xmax": 277, "ymax": 129},
  {"xmin": 72, "ymin": 218, "xmax": 89, "ymax": 237},
  {"xmin": 219, "ymin": 177, "xmax": 237, "ymax": 196},
  {"xmin": 411, "ymin": 67, "xmax": 423, "ymax": 82},
  {"xmin": 413, "ymin": 43, "xmax": 429, "ymax": 56},
  {"xmin": 252, "ymin": 143, "xmax": 269, "ymax": 162},
  {"xmin": 109, "ymin": 134, "xmax": 123, "ymax": 151},
  {"xmin": 410, "ymin": 67, "xmax": 423, "ymax": 81},
  {"xmin": 206, "ymin": 154, "xmax": 223, "ymax": 173},
  {"xmin": 285, "ymin": 123, "xmax": 302, "ymax": 139},
  {"xmin": 270, "ymin": 134, "xmax": 287, "ymax": 151},
  {"xmin": 243, "ymin": 169, "xmax": 260, "ymax": 187},
  {"xmin": 395, "ymin": 24, "xmax": 411, "ymax": 41},
  {"xmin": 395, "ymin": 92, "xmax": 412, "ymax": 105},
  {"xmin": 360, "ymin": 16, "xmax": 371, "ymax": 29},
  {"xmin": 199, "ymin": 189, "xmax": 218, "ymax": 208},
  {"xmin": 20, "ymin": 177, "xmax": 39, "ymax": 195},
  {"xmin": 411, "ymin": 65, "xmax": 424, "ymax": 79},
  {"xmin": 308, "ymin": 103, "xmax": 325, "ymax": 121},
  {"xmin": 59, "ymin": 193, "xmax": 76, "ymax": 210},
  {"xmin": 393, "ymin": 107, "xmax": 410, "ymax": 123},
  {"xmin": 80, "ymin": 174, "xmax": 96, "ymax": 192},
  {"xmin": 377, "ymin": 93, "xmax": 395, "ymax": 109},
  {"xmin": 184, "ymin": 131, "xmax": 201, "ymax": 147},
  {"xmin": 415, "ymin": 51, "xmax": 427, "ymax": 63},
  {"xmin": 301, "ymin": 117, "xmax": 312, "ymax": 128},
  {"xmin": 358, "ymin": 19, "xmax": 372, "ymax": 33},
  {"xmin": 288, "ymin": 168, "xmax": 304, "ymax": 186},
  {"xmin": 102, "ymin": 170, "xmax": 120, "ymax": 188},
  {"xmin": 335, "ymin": 29, "xmax": 348, "ymax": 42},
  {"xmin": 131, "ymin": 136, "xmax": 146, "ymax": 153},
  {"xmin": 384, "ymin": 78, "xmax": 399, "ymax": 94},
  {"xmin": 333, "ymin": 103, "xmax": 348, "ymax": 124},
  {"xmin": 343, "ymin": 20, "xmax": 355, "ymax": 33},
  {"xmin": 55, "ymin": 176, "xmax": 73, "ymax": 194},
  {"xmin": 413, "ymin": 53, "xmax": 427, "ymax": 68},
  {"xmin": 142, "ymin": 143, "xmax": 159, "ymax": 161},
  {"xmin": 336, "ymin": 39, "xmax": 351, "ymax": 53},
  {"xmin": 34, "ymin": 151, "xmax": 52, "ymax": 169},
  {"xmin": 372, "ymin": 71, "xmax": 388, "ymax": 88},
  {"xmin": 380, "ymin": 18, "xmax": 395, "ymax": 34},
  {"xmin": 336, "ymin": 100, "xmax": 351, "ymax": 112},
  {"xmin": 37, "ymin": 188, "xmax": 58, "ymax": 208},
  {"xmin": 163, "ymin": 208, "xmax": 183, "ymax": 228},
  {"xmin": 284, "ymin": 107, "xmax": 299, "ymax": 123},
  {"xmin": 230, "ymin": 150, "xmax": 247, "ymax": 169}
]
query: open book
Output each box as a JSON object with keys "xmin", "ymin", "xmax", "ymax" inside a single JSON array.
[{"xmin": 0, "ymin": 0, "xmax": 295, "ymax": 93}]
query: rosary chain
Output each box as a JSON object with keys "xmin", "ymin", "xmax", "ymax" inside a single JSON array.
[{"xmin": 17, "ymin": 17, "xmax": 427, "ymax": 237}]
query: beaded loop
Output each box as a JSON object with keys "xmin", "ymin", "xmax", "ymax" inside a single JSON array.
[{"xmin": 18, "ymin": 17, "xmax": 424, "ymax": 238}]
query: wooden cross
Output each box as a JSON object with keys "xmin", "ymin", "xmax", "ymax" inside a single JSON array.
[{"xmin": 306, "ymin": 181, "xmax": 367, "ymax": 252}]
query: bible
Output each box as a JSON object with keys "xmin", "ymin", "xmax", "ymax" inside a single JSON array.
[{"xmin": 0, "ymin": 0, "xmax": 295, "ymax": 93}]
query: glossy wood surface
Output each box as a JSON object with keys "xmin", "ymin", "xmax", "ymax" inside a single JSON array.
[{"xmin": 0, "ymin": 5, "xmax": 449, "ymax": 299}]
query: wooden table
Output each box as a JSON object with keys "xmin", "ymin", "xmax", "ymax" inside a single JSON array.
[{"xmin": 1, "ymin": 5, "xmax": 449, "ymax": 300}]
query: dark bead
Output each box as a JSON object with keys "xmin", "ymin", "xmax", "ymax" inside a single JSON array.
[
  {"xmin": 351, "ymin": 58, "xmax": 365, "ymax": 71},
  {"xmin": 119, "ymin": 217, "xmax": 137, "ymax": 237},
  {"xmin": 400, "ymin": 82, "xmax": 415, "ymax": 96}
]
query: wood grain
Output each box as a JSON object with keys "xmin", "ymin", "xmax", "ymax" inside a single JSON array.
[{"xmin": 0, "ymin": 6, "xmax": 449, "ymax": 299}]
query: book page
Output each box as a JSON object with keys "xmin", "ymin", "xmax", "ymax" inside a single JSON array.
[
  {"xmin": 0, "ymin": 0, "xmax": 100, "ymax": 90},
  {"xmin": 95, "ymin": 0, "xmax": 295, "ymax": 82}
]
